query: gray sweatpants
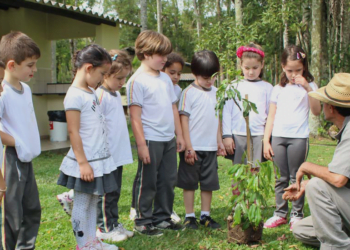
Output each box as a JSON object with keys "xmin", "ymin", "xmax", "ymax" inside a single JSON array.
[
  {"xmin": 134, "ymin": 138, "xmax": 177, "ymax": 226},
  {"xmin": 1, "ymin": 147, "xmax": 41, "ymax": 250},
  {"xmin": 272, "ymin": 137, "xmax": 308, "ymax": 218},
  {"xmin": 293, "ymin": 178, "xmax": 350, "ymax": 250},
  {"xmin": 96, "ymin": 166, "xmax": 123, "ymax": 233},
  {"xmin": 232, "ymin": 135, "xmax": 264, "ymax": 168}
]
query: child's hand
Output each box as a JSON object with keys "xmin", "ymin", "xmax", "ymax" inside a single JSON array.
[
  {"xmin": 294, "ymin": 75, "xmax": 312, "ymax": 92},
  {"xmin": 176, "ymin": 135, "xmax": 186, "ymax": 152},
  {"xmin": 138, "ymin": 145, "xmax": 151, "ymax": 165},
  {"xmin": 217, "ymin": 142, "xmax": 226, "ymax": 156},
  {"xmin": 79, "ymin": 162, "xmax": 94, "ymax": 182},
  {"xmin": 263, "ymin": 141, "xmax": 274, "ymax": 161},
  {"xmin": 185, "ymin": 148, "xmax": 197, "ymax": 166},
  {"xmin": 223, "ymin": 137, "xmax": 235, "ymax": 155}
]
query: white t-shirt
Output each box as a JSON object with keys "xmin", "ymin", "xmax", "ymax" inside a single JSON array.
[
  {"xmin": 0, "ymin": 80, "xmax": 41, "ymax": 162},
  {"xmin": 178, "ymin": 83, "xmax": 218, "ymax": 151},
  {"xmin": 59, "ymin": 86, "xmax": 117, "ymax": 178},
  {"xmin": 126, "ymin": 71, "xmax": 177, "ymax": 141},
  {"xmin": 174, "ymin": 84, "xmax": 182, "ymax": 102},
  {"xmin": 96, "ymin": 86, "xmax": 133, "ymax": 167},
  {"xmin": 222, "ymin": 79, "xmax": 273, "ymax": 136},
  {"xmin": 271, "ymin": 82, "xmax": 318, "ymax": 138}
]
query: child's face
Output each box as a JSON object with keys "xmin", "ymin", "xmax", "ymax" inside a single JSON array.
[
  {"xmin": 0, "ymin": 67, "xmax": 4, "ymax": 83},
  {"xmin": 145, "ymin": 54, "xmax": 168, "ymax": 71},
  {"xmin": 164, "ymin": 62, "xmax": 183, "ymax": 85},
  {"xmin": 12, "ymin": 57, "xmax": 38, "ymax": 82},
  {"xmin": 104, "ymin": 68, "xmax": 131, "ymax": 91},
  {"xmin": 282, "ymin": 59, "xmax": 304, "ymax": 84},
  {"xmin": 241, "ymin": 58, "xmax": 263, "ymax": 81},
  {"xmin": 195, "ymin": 75, "xmax": 217, "ymax": 89},
  {"xmin": 87, "ymin": 63, "xmax": 111, "ymax": 89}
]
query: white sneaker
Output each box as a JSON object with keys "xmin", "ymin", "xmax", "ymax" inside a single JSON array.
[
  {"xmin": 129, "ymin": 207, "xmax": 137, "ymax": 220},
  {"xmin": 96, "ymin": 228, "xmax": 127, "ymax": 242},
  {"xmin": 289, "ymin": 216, "xmax": 303, "ymax": 231},
  {"xmin": 57, "ymin": 192, "xmax": 73, "ymax": 216},
  {"xmin": 171, "ymin": 210, "xmax": 181, "ymax": 223},
  {"xmin": 76, "ymin": 238, "xmax": 102, "ymax": 250},
  {"xmin": 114, "ymin": 223, "xmax": 134, "ymax": 238}
]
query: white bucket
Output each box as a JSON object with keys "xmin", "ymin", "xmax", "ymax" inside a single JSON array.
[{"xmin": 49, "ymin": 121, "xmax": 68, "ymax": 142}]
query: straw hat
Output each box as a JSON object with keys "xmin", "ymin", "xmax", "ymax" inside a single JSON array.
[{"xmin": 308, "ymin": 73, "xmax": 350, "ymax": 107}]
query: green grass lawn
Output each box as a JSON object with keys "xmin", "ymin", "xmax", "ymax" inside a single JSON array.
[{"xmin": 33, "ymin": 137, "xmax": 336, "ymax": 250}]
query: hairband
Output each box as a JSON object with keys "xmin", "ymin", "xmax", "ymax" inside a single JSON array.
[
  {"xmin": 236, "ymin": 46, "xmax": 265, "ymax": 58},
  {"xmin": 296, "ymin": 52, "xmax": 306, "ymax": 60},
  {"xmin": 112, "ymin": 54, "xmax": 118, "ymax": 61}
]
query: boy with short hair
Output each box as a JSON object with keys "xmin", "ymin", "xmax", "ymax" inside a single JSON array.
[
  {"xmin": 177, "ymin": 50, "xmax": 226, "ymax": 229},
  {"xmin": 126, "ymin": 30, "xmax": 185, "ymax": 236},
  {"xmin": 0, "ymin": 61, "xmax": 5, "ymax": 82},
  {"xmin": 0, "ymin": 31, "xmax": 41, "ymax": 249}
]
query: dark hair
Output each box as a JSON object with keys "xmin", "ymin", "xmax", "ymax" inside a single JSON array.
[
  {"xmin": 135, "ymin": 30, "xmax": 172, "ymax": 60},
  {"xmin": 280, "ymin": 45, "xmax": 314, "ymax": 87},
  {"xmin": 191, "ymin": 50, "xmax": 220, "ymax": 77},
  {"xmin": 334, "ymin": 106, "xmax": 350, "ymax": 117},
  {"xmin": 106, "ymin": 49, "xmax": 132, "ymax": 77},
  {"xmin": 0, "ymin": 31, "xmax": 40, "ymax": 65},
  {"xmin": 164, "ymin": 52, "xmax": 185, "ymax": 70},
  {"xmin": 0, "ymin": 61, "xmax": 4, "ymax": 69},
  {"xmin": 73, "ymin": 44, "xmax": 112, "ymax": 76},
  {"xmin": 240, "ymin": 43, "xmax": 264, "ymax": 78}
]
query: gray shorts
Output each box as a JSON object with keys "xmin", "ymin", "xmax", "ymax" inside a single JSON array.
[{"xmin": 177, "ymin": 151, "xmax": 220, "ymax": 191}]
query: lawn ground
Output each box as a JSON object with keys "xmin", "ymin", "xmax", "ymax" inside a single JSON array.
[{"xmin": 33, "ymin": 136, "xmax": 336, "ymax": 250}]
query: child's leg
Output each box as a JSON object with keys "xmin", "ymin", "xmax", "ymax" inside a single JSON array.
[
  {"xmin": 1, "ymin": 147, "xmax": 41, "ymax": 250},
  {"xmin": 232, "ymin": 135, "xmax": 247, "ymax": 165},
  {"xmin": 272, "ymin": 137, "xmax": 290, "ymax": 218},
  {"xmin": 153, "ymin": 139, "xmax": 177, "ymax": 225},
  {"xmin": 97, "ymin": 167, "xmax": 123, "ymax": 232},
  {"xmin": 183, "ymin": 190, "xmax": 195, "ymax": 214},
  {"xmin": 252, "ymin": 135, "xmax": 264, "ymax": 168},
  {"xmin": 131, "ymin": 170, "xmax": 137, "ymax": 208},
  {"xmin": 200, "ymin": 191, "xmax": 212, "ymax": 212},
  {"xmin": 287, "ymin": 138, "xmax": 308, "ymax": 218},
  {"xmin": 72, "ymin": 191, "xmax": 95, "ymax": 248}
]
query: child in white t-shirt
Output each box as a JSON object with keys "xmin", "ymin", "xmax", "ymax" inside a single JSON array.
[
  {"xmin": 95, "ymin": 50, "xmax": 134, "ymax": 242},
  {"xmin": 177, "ymin": 50, "xmax": 226, "ymax": 229},
  {"xmin": 127, "ymin": 30, "xmax": 185, "ymax": 236},
  {"xmin": 57, "ymin": 44, "xmax": 118, "ymax": 250},
  {"xmin": 263, "ymin": 45, "xmax": 321, "ymax": 231}
]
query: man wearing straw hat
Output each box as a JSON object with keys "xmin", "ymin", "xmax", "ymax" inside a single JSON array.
[{"xmin": 283, "ymin": 73, "xmax": 350, "ymax": 250}]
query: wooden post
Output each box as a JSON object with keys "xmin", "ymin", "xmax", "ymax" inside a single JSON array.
[{"xmin": 244, "ymin": 94, "xmax": 252, "ymax": 168}]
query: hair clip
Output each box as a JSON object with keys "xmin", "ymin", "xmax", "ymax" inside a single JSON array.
[
  {"xmin": 299, "ymin": 52, "xmax": 306, "ymax": 59},
  {"xmin": 112, "ymin": 54, "xmax": 118, "ymax": 61}
]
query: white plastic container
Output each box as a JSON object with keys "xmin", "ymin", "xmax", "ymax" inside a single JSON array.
[{"xmin": 49, "ymin": 121, "xmax": 68, "ymax": 142}]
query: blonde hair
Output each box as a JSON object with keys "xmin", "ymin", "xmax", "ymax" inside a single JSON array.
[
  {"xmin": 135, "ymin": 30, "xmax": 172, "ymax": 61},
  {"xmin": 107, "ymin": 49, "xmax": 132, "ymax": 76}
]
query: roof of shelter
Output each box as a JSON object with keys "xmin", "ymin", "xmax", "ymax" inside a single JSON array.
[
  {"xmin": 180, "ymin": 73, "xmax": 195, "ymax": 82},
  {"xmin": 0, "ymin": 0, "xmax": 141, "ymax": 27}
]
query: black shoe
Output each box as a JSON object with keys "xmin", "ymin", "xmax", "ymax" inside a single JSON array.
[
  {"xmin": 183, "ymin": 217, "xmax": 199, "ymax": 230},
  {"xmin": 134, "ymin": 224, "xmax": 163, "ymax": 236},
  {"xmin": 200, "ymin": 215, "xmax": 221, "ymax": 229},
  {"xmin": 154, "ymin": 219, "xmax": 185, "ymax": 231}
]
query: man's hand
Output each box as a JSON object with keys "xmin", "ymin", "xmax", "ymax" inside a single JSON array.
[
  {"xmin": 283, "ymin": 180, "xmax": 309, "ymax": 201},
  {"xmin": 296, "ymin": 163, "xmax": 312, "ymax": 191}
]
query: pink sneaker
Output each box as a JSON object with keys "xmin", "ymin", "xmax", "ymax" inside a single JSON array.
[
  {"xmin": 263, "ymin": 215, "xmax": 287, "ymax": 228},
  {"xmin": 289, "ymin": 216, "xmax": 302, "ymax": 231}
]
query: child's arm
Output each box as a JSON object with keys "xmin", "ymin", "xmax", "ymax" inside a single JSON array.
[
  {"xmin": 263, "ymin": 103, "xmax": 277, "ymax": 160},
  {"xmin": 180, "ymin": 115, "xmax": 197, "ymax": 165},
  {"xmin": 222, "ymin": 99, "xmax": 235, "ymax": 155},
  {"xmin": 217, "ymin": 120, "xmax": 226, "ymax": 156},
  {"xmin": 0, "ymin": 131, "xmax": 15, "ymax": 146},
  {"xmin": 173, "ymin": 104, "xmax": 185, "ymax": 152},
  {"xmin": 66, "ymin": 110, "xmax": 94, "ymax": 182},
  {"xmin": 130, "ymin": 105, "xmax": 150, "ymax": 164},
  {"xmin": 294, "ymin": 75, "xmax": 321, "ymax": 115}
]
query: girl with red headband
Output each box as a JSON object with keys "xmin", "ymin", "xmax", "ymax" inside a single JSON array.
[
  {"xmin": 222, "ymin": 43, "xmax": 273, "ymax": 181},
  {"xmin": 263, "ymin": 45, "xmax": 321, "ymax": 230}
]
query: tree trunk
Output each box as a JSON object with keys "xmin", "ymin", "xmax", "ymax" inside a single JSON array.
[
  {"xmin": 216, "ymin": 0, "xmax": 221, "ymax": 20},
  {"xmin": 339, "ymin": 0, "xmax": 349, "ymax": 71},
  {"xmin": 235, "ymin": 0, "xmax": 242, "ymax": 70},
  {"xmin": 282, "ymin": 0, "xmax": 288, "ymax": 48},
  {"xmin": 309, "ymin": 0, "xmax": 322, "ymax": 137},
  {"xmin": 193, "ymin": 0, "xmax": 202, "ymax": 37},
  {"xmin": 156, "ymin": 0, "xmax": 163, "ymax": 33},
  {"xmin": 140, "ymin": 0, "xmax": 148, "ymax": 31}
]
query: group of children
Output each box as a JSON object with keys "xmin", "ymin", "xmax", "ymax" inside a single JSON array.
[{"xmin": 0, "ymin": 29, "xmax": 321, "ymax": 250}]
